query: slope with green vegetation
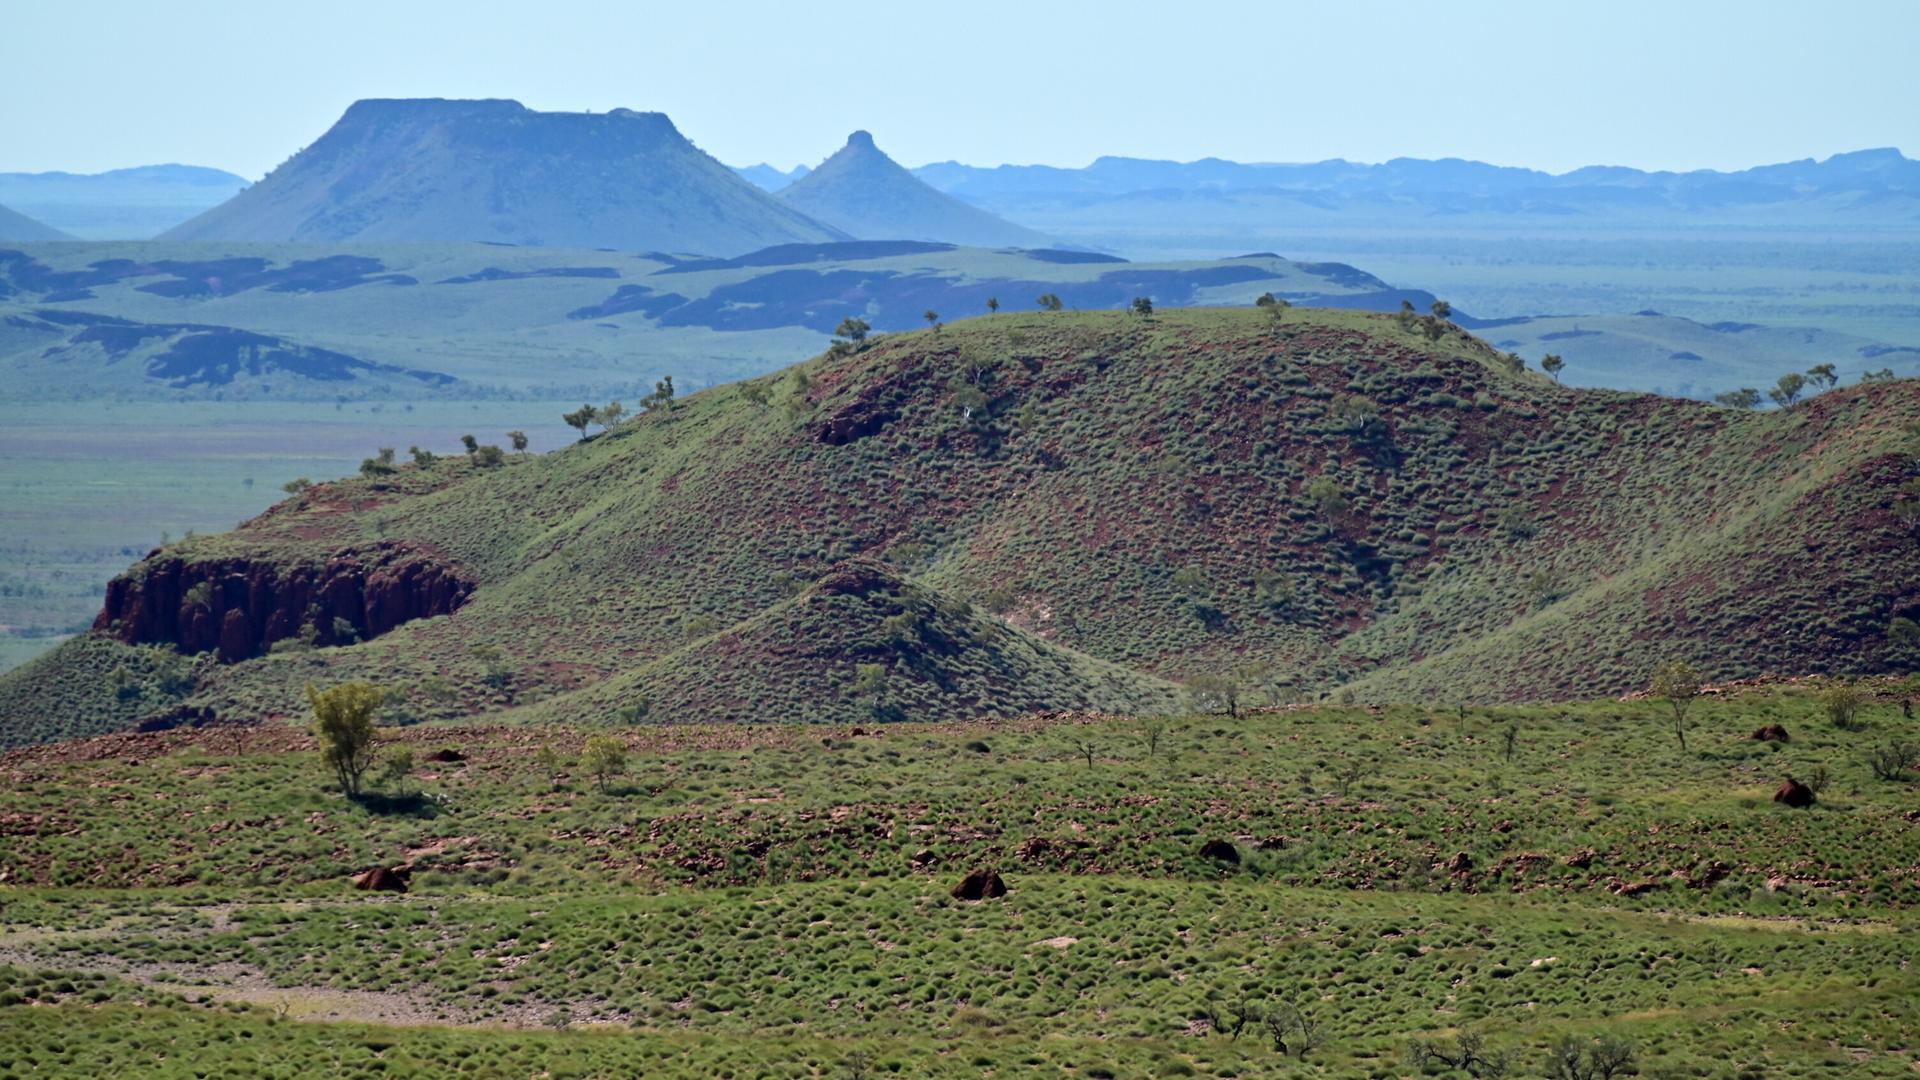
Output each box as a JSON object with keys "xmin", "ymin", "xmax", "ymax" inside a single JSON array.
[
  {"xmin": 5, "ymin": 306, "xmax": 1917, "ymax": 745},
  {"xmin": 1, "ymin": 686, "xmax": 1917, "ymax": 1076}
]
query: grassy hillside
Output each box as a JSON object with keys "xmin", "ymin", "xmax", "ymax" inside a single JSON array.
[
  {"xmin": 0, "ymin": 688, "xmax": 1916, "ymax": 1075},
  {"xmin": 6, "ymin": 306, "xmax": 1917, "ymax": 745}
]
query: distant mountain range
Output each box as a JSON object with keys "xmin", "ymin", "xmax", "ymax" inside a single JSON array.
[
  {"xmin": 776, "ymin": 132, "xmax": 1051, "ymax": 248},
  {"xmin": 913, "ymin": 147, "xmax": 1920, "ymax": 218},
  {"xmin": 734, "ymin": 163, "xmax": 809, "ymax": 191},
  {"xmin": 162, "ymin": 100, "xmax": 847, "ymax": 255},
  {"xmin": 0, "ymin": 165, "xmax": 247, "ymax": 240},
  {"xmin": 0, "ymin": 203, "xmax": 70, "ymax": 242}
]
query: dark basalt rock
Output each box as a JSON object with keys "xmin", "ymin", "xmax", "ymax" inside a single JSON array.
[
  {"xmin": 95, "ymin": 540, "xmax": 474, "ymax": 662},
  {"xmin": 950, "ymin": 869, "xmax": 1007, "ymax": 901},
  {"xmin": 1773, "ymin": 776, "xmax": 1815, "ymax": 809},
  {"xmin": 1750, "ymin": 724, "xmax": 1790, "ymax": 742},
  {"xmin": 1198, "ymin": 839, "xmax": 1241, "ymax": 864}
]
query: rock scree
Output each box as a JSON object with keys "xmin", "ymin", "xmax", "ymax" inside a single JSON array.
[{"xmin": 94, "ymin": 540, "xmax": 475, "ymax": 662}]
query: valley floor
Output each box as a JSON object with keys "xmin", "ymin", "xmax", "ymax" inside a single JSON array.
[{"xmin": 2, "ymin": 687, "xmax": 1917, "ymax": 1076}]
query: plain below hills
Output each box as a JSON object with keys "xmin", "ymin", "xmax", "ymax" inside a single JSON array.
[
  {"xmin": 5, "ymin": 306, "xmax": 1917, "ymax": 747},
  {"xmin": 0, "ymin": 241, "xmax": 1434, "ymax": 400}
]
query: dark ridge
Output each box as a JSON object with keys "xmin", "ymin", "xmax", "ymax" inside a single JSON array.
[
  {"xmin": 566, "ymin": 284, "xmax": 689, "ymax": 321},
  {"xmin": 1292, "ymin": 261, "xmax": 1392, "ymax": 290},
  {"xmin": 1018, "ymin": 249, "xmax": 1128, "ymax": 265},
  {"xmin": 32, "ymin": 308, "xmax": 456, "ymax": 388},
  {"xmin": 0, "ymin": 249, "xmax": 414, "ymax": 298},
  {"xmin": 1539, "ymin": 329, "xmax": 1602, "ymax": 341},
  {"xmin": 657, "ymin": 240, "xmax": 957, "ymax": 274},
  {"xmin": 438, "ymin": 266, "xmax": 622, "ymax": 285},
  {"xmin": 1710, "ymin": 321, "xmax": 1764, "ymax": 333},
  {"xmin": 1669, "ymin": 351, "xmax": 1705, "ymax": 362}
]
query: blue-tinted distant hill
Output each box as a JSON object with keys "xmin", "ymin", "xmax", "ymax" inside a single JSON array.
[
  {"xmin": 0, "ymin": 165, "xmax": 248, "ymax": 239},
  {"xmin": 914, "ymin": 147, "xmax": 1920, "ymax": 221},
  {"xmin": 162, "ymin": 99, "xmax": 847, "ymax": 255},
  {"xmin": 733, "ymin": 162, "xmax": 810, "ymax": 191},
  {"xmin": 778, "ymin": 132, "xmax": 1052, "ymax": 248},
  {"xmin": 0, "ymin": 203, "xmax": 71, "ymax": 242}
]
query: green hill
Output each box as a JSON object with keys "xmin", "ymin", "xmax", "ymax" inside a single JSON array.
[
  {"xmin": 5, "ymin": 306, "xmax": 1917, "ymax": 746},
  {"xmin": 778, "ymin": 131, "xmax": 1052, "ymax": 247},
  {"xmin": 160, "ymin": 99, "xmax": 845, "ymax": 254}
]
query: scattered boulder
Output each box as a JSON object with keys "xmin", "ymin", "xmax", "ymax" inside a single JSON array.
[
  {"xmin": 910, "ymin": 848, "xmax": 940, "ymax": 870},
  {"xmin": 1444, "ymin": 851, "xmax": 1473, "ymax": 874},
  {"xmin": 1563, "ymin": 847, "xmax": 1596, "ymax": 869},
  {"xmin": 352, "ymin": 866, "xmax": 411, "ymax": 892},
  {"xmin": 950, "ymin": 869, "xmax": 1007, "ymax": 901},
  {"xmin": 1750, "ymin": 724, "xmax": 1790, "ymax": 742},
  {"xmin": 1609, "ymin": 878, "xmax": 1658, "ymax": 897},
  {"xmin": 1773, "ymin": 777, "xmax": 1815, "ymax": 809},
  {"xmin": 1198, "ymin": 839, "xmax": 1241, "ymax": 864},
  {"xmin": 424, "ymin": 748, "xmax": 466, "ymax": 763}
]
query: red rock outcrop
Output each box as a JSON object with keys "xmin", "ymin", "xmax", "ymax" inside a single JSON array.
[{"xmin": 94, "ymin": 540, "xmax": 474, "ymax": 662}]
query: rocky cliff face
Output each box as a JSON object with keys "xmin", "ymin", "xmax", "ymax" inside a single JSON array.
[{"xmin": 94, "ymin": 541, "xmax": 474, "ymax": 662}]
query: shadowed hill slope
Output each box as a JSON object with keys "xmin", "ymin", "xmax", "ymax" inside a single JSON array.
[
  {"xmin": 5, "ymin": 307, "xmax": 1919, "ymax": 745},
  {"xmin": 161, "ymin": 99, "xmax": 846, "ymax": 254},
  {"xmin": 780, "ymin": 132, "xmax": 1051, "ymax": 247},
  {"xmin": 0, "ymin": 202, "xmax": 71, "ymax": 241}
]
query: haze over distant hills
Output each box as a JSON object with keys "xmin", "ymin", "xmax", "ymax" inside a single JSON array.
[
  {"xmin": 0, "ymin": 165, "xmax": 248, "ymax": 239},
  {"xmin": 733, "ymin": 162, "xmax": 809, "ymax": 191},
  {"xmin": 0, "ymin": 202, "xmax": 70, "ymax": 242},
  {"xmin": 777, "ymin": 132, "xmax": 1051, "ymax": 248},
  {"xmin": 161, "ymin": 99, "xmax": 847, "ymax": 254},
  {"xmin": 913, "ymin": 147, "xmax": 1920, "ymax": 219}
]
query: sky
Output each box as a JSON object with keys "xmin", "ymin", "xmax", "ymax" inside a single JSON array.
[{"xmin": 2, "ymin": 0, "xmax": 1916, "ymax": 179}]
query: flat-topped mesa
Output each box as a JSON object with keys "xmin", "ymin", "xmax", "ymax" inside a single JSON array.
[
  {"xmin": 160, "ymin": 98, "xmax": 842, "ymax": 253},
  {"xmin": 94, "ymin": 540, "xmax": 474, "ymax": 663}
]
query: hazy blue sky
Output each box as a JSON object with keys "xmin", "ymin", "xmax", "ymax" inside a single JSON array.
[{"xmin": 3, "ymin": 0, "xmax": 1915, "ymax": 178}]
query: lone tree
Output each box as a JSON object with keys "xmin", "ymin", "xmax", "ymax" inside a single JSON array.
[
  {"xmin": 1131, "ymin": 296, "xmax": 1155, "ymax": 317},
  {"xmin": 986, "ymin": 296, "xmax": 999, "ymax": 314},
  {"xmin": 1187, "ymin": 673, "xmax": 1243, "ymax": 718},
  {"xmin": 460, "ymin": 433, "xmax": 479, "ymax": 458},
  {"xmin": 580, "ymin": 735, "xmax": 628, "ymax": 794},
  {"xmin": 508, "ymin": 430, "xmax": 529, "ymax": 453},
  {"xmin": 1036, "ymin": 293, "xmax": 1063, "ymax": 312},
  {"xmin": 598, "ymin": 399, "xmax": 626, "ymax": 430},
  {"xmin": 1714, "ymin": 388, "xmax": 1761, "ymax": 409},
  {"xmin": 562, "ymin": 403, "xmax": 598, "ymax": 441},
  {"xmin": 834, "ymin": 316, "xmax": 870, "ymax": 344},
  {"xmin": 1255, "ymin": 292, "xmax": 1290, "ymax": 328},
  {"xmin": 1650, "ymin": 660, "xmax": 1703, "ymax": 751},
  {"xmin": 1805, "ymin": 362, "xmax": 1839, "ymax": 390},
  {"xmin": 1541, "ymin": 354, "xmax": 1566, "ymax": 382},
  {"xmin": 1549, "ymin": 1034, "xmax": 1636, "ymax": 1080},
  {"xmin": 924, "ymin": 309, "xmax": 941, "ymax": 330},
  {"xmin": 640, "ymin": 376, "xmax": 675, "ymax": 413},
  {"xmin": 307, "ymin": 681, "xmax": 384, "ymax": 798},
  {"xmin": 1769, "ymin": 372, "xmax": 1807, "ymax": 408},
  {"xmin": 1430, "ymin": 299, "xmax": 1452, "ymax": 320}
]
